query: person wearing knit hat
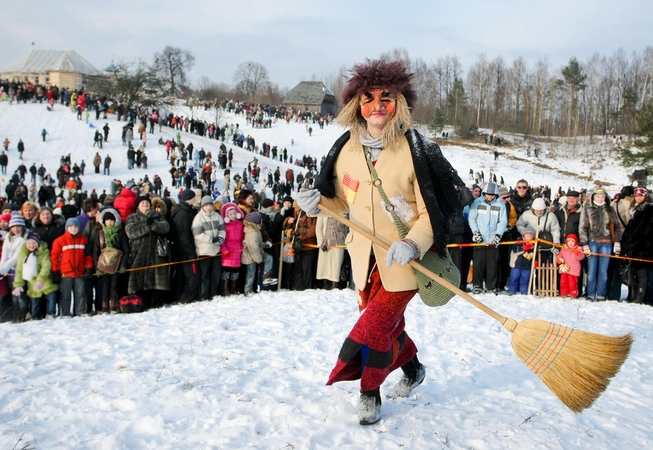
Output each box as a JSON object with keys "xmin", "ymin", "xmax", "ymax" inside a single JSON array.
[
  {"xmin": 192, "ymin": 191, "xmax": 226, "ymax": 300},
  {"xmin": 172, "ymin": 185, "xmax": 200, "ymax": 305},
  {"xmin": 181, "ymin": 189, "xmax": 196, "ymax": 202},
  {"xmin": 556, "ymin": 233, "xmax": 585, "ymax": 298},
  {"xmin": 578, "ymin": 184, "xmax": 624, "ymax": 301},
  {"xmin": 9, "ymin": 215, "xmax": 26, "ymax": 229},
  {"xmin": 219, "ymin": 201, "xmax": 244, "ymax": 296},
  {"xmin": 516, "ymin": 195, "xmax": 561, "ymax": 266},
  {"xmin": 507, "ymin": 225, "xmax": 536, "ymax": 295},
  {"xmin": 135, "ymin": 195, "xmax": 151, "ymax": 209},
  {"xmin": 0, "ymin": 212, "xmax": 12, "ymax": 231},
  {"xmin": 12, "ymin": 229, "xmax": 58, "ymax": 320},
  {"xmin": 25, "ymin": 231, "xmax": 41, "ymax": 246},
  {"xmin": 307, "ymin": 58, "xmax": 464, "ymax": 426},
  {"xmin": 241, "ymin": 208, "xmax": 277, "ymax": 295},
  {"xmin": 634, "ymin": 187, "xmax": 648, "ymax": 198},
  {"xmin": 200, "ymin": 195, "xmax": 213, "ymax": 207}
]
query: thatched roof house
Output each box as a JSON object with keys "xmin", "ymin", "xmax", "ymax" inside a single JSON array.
[{"xmin": 282, "ymin": 81, "xmax": 336, "ymax": 116}]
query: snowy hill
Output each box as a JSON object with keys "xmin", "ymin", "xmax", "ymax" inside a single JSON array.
[{"xmin": 0, "ymin": 101, "xmax": 650, "ymax": 449}]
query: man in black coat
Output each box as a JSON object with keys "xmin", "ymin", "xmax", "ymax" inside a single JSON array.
[
  {"xmin": 171, "ymin": 189, "xmax": 199, "ymax": 303},
  {"xmin": 510, "ymin": 179, "xmax": 534, "ymax": 219}
]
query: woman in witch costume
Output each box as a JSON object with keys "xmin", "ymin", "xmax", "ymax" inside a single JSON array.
[{"xmin": 297, "ymin": 59, "xmax": 463, "ymax": 425}]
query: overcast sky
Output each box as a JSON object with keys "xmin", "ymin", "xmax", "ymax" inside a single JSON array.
[{"xmin": 2, "ymin": 0, "xmax": 650, "ymax": 91}]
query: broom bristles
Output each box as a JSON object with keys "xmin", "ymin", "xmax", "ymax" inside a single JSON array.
[{"xmin": 511, "ymin": 318, "xmax": 633, "ymax": 413}]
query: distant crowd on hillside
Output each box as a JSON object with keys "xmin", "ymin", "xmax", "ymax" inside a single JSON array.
[{"xmin": 0, "ymin": 82, "xmax": 651, "ymax": 326}]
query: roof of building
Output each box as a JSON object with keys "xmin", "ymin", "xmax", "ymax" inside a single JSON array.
[
  {"xmin": 2, "ymin": 49, "xmax": 101, "ymax": 76},
  {"xmin": 283, "ymin": 81, "xmax": 335, "ymax": 105}
]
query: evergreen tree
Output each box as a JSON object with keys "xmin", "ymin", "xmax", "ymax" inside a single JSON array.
[
  {"xmin": 429, "ymin": 106, "xmax": 446, "ymax": 135},
  {"xmin": 622, "ymin": 100, "xmax": 653, "ymax": 170}
]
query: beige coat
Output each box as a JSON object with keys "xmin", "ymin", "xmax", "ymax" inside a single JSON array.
[
  {"xmin": 317, "ymin": 136, "xmax": 433, "ymax": 292},
  {"xmin": 316, "ymin": 216, "xmax": 345, "ymax": 282},
  {"xmin": 241, "ymin": 221, "xmax": 264, "ymax": 265}
]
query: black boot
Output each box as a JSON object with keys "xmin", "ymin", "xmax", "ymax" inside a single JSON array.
[
  {"xmin": 634, "ymin": 287, "xmax": 646, "ymax": 304},
  {"xmin": 359, "ymin": 388, "xmax": 382, "ymax": 425},
  {"xmin": 230, "ymin": 279, "xmax": 239, "ymax": 295},
  {"xmin": 387, "ymin": 355, "xmax": 426, "ymax": 399},
  {"xmin": 222, "ymin": 279, "xmax": 231, "ymax": 297}
]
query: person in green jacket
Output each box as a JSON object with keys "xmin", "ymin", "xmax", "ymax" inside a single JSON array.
[{"xmin": 12, "ymin": 231, "xmax": 59, "ymax": 321}]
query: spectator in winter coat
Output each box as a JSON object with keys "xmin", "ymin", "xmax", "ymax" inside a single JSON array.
[
  {"xmin": 507, "ymin": 227, "xmax": 536, "ymax": 295},
  {"xmin": 13, "ymin": 231, "xmax": 58, "ymax": 320},
  {"xmin": 510, "ymin": 179, "xmax": 534, "ymax": 219},
  {"xmin": 93, "ymin": 152, "xmax": 102, "ymax": 174},
  {"xmin": 192, "ymin": 196, "xmax": 226, "ymax": 299},
  {"xmin": 50, "ymin": 217, "xmax": 93, "ymax": 316},
  {"xmin": 241, "ymin": 211, "xmax": 276, "ymax": 295},
  {"xmin": 468, "ymin": 182, "xmax": 507, "ymax": 294},
  {"xmin": 172, "ymin": 189, "xmax": 199, "ymax": 303},
  {"xmin": 620, "ymin": 187, "xmax": 653, "ymax": 304},
  {"xmin": 89, "ymin": 209, "xmax": 130, "ymax": 313},
  {"xmin": 555, "ymin": 190, "xmax": 582, "ymax": 244},
  {"xmin": 516, "ymin": 197, "xmax": 561, "ymax": 264},
  {"xmin": 31, "ymin": 207, "xmax": 65, "ymax": 250},
  {"xmin": 315, "ymin": 216, "xmax": 346, "ymax": 290},
  {"xmin": 114, "ymin": 187, "xmax": 136, "ymax": 224},
  {"xmin": 220, "ymin": 202, "xmax": 244, "ymax": 296},
  {"xmin": 557, "ymin": 234, "xmax": 585, "ymax": 298},
  {"xmin": 125, "ymin": 196, "xmax": 170, "ymax": 308},
  {"xmin": 578, "ymin": 186, "xmax": 624, "ymax": 301}
]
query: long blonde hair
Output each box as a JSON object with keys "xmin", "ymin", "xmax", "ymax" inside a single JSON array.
[{"xmin": 335, "ymin": 93, "xmax": 412, "ymax": 148}]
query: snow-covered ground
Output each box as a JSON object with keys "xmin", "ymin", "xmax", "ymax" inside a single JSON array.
[{"xmin": 0, "ymin": 101, "xmax": 649, "ymax": 449}]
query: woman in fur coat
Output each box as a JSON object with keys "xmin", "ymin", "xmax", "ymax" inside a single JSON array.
[{"xmin": 621, "ymin": 187, "xmax": 653, "ymax": 304}]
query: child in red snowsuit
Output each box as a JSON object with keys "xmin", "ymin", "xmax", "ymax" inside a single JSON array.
[{"xmin": 557, "ymin": 233, "xmax": 585, "ymax": 298}]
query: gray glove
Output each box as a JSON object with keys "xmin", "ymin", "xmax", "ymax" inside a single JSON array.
[
  {"xmin": 296, "ymin": 189, "xmax": 321, "ymax": 214},
  {"xmin": 472, "ymin": 232, "xmax": 483, "ymax": 243},
  {"xmin": 385, "ymin": 241, "xmax": 414, "ymax": 267}
]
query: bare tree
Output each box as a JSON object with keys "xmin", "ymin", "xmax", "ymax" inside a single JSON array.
[
  {"xmin": 233, "ymin": 61, "xmax": 271, "ymax": 100},
  {"xmin": 153, "ymin": 46, "xmax": 195, "ymax": 98}
]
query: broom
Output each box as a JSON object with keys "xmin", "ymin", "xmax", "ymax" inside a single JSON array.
[{"xmin": 319, "ymin": 203, "xmax": 633, "ymax": 413}]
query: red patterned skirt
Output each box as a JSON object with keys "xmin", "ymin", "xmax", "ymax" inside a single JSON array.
[{"xmin": 326, "ymin": 263, "xmax": 418, "ymax": 391}]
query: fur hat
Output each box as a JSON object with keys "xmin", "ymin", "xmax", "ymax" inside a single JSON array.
[
  {"xmin": 532, "ymin": 198, "xmax": 547, "ymax": 210},
  {"xmin": 261, "ymin": 198, "xmax": 274, "ymax": 208},
  {"xmin": 341, "ymin": 59, "xmax": 417, "ymax": 109},
  {"xmin": 61, "ymin": 204, "xmax": 78, "ymax": 219},
  {"xmin": 181, "ymin": 189, "xmax": 196, "ymax": 201},
  {"xmin": 9, "ymin": 215, "xmax": 25, "ymax": 228},
  {"xmin": 220, "ymin": 202, "xmax": 243, "ymax": 223},
  {"xmin": 634, "ymin": 187, "xmax": 648, "ymax": 197},
  {"xmin": 337, "ymin": 59, "xmax": 416, "ymax": 149}
]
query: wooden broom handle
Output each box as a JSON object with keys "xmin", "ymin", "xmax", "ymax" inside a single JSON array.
[{"xmin": 319, "ymin": 203, "xmax": 512, "ymax": 328}]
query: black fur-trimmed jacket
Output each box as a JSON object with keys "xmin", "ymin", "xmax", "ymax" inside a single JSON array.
[{"xmin": 622, "ymin": 202, "xmax": 653, "ymax": 259}]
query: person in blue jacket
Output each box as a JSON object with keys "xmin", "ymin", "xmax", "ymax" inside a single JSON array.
[{"xmin": 468, "ymin": 182, "xmax": 507, "ymax": 294}]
